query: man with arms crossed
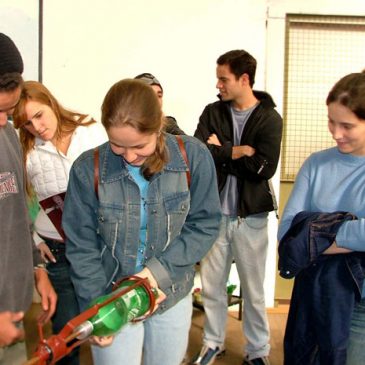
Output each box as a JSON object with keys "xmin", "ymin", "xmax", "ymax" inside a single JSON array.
[{"xmin": 191, "ymin": 50, "xmax": 282, "ymax": 365}]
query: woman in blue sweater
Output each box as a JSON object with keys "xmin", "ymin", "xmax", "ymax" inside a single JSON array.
[{"xmin": 278, "ymin": 72, "xmax": 365, "ymax": 365}]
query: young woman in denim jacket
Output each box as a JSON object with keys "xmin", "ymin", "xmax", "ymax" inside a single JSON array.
[
  {"xmin": 278, "ymin": 72, "xmax": 365, "ymax": 365},
  {"xmin": 62, "ymin": 79, "xmax": 222, "ymax": 365}
]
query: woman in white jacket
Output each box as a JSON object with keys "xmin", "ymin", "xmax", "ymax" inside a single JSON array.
[{"xmin": 13, "ymin": 81, "xmax": 107, "ymax": 365}]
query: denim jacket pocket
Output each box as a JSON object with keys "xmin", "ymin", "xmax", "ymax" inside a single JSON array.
[
  {"xmin": 96, "ymin": 205, "xmax": 126, "ymax": 286},
  {"xmin": 162, "ymin": 191, "xmax": 190, "ymax": 251},
  {"xmin": 97, "ymin": 206, "xmax": 126, "ymax": 249}
]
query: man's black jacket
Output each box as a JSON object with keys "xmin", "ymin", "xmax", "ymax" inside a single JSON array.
[{"xmin": 194, "ymin": 91, "xmax": 282, "ymax": 218}]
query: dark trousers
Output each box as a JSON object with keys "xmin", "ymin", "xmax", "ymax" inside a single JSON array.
[{"xmin": 44, "ymin": 239, "xmax": 80, "ymax": 365}]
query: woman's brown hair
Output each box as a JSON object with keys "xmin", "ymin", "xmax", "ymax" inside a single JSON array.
[
  {"xmin": 326, "ymin": 72, "xmax": 365, "ymax": 120},
  {"xmin": 101, "ymin": 78, "xmax": 168, "ymax": 179},
  {"xmin": 12, "ymin": 80, "xmax": 96, "ymax": 195}
]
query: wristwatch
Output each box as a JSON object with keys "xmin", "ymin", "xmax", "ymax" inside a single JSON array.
[{"xmin": 34, "ymin": 263, "xmax": 47, "ymax": 271}]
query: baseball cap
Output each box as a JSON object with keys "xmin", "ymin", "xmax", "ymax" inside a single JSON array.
[{"xmin": 134, "ymin": 73, "xmax": 163, "ymax": 92}]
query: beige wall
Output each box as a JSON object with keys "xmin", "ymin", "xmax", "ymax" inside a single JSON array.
[{"xmin": 1, "ymin": 0, "xmax": 39, "ymax": 80}]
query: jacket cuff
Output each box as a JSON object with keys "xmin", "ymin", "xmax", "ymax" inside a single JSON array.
[
  {"xmin": 221, "ymin": 141, "xmax": 232, "ymax": 160},
  {"xmin": 145, "ymin": 257, "xmax": 172, "ymax": 291}
]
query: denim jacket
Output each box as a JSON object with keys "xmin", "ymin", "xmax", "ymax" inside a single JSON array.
[
  {"xmin": 279, "ymin": 211, "xmax": 365, "ymax": 365},
  {"xmin": 63, "ymin": 134, "xmax": 222, "ymax": 312}
]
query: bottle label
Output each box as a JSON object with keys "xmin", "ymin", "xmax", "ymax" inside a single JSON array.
[{"xmin": 121, "ymin": 289, "xmax": 143, "ymax": 321}]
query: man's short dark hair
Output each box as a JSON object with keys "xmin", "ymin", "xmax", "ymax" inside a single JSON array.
[
  {"xmin": 0, "ymin": 33, "xmax": 24, "ymax": 92},
  {"xmin": 0, "ymin": 73, "xmax": 23, "ymax": 92},
  {"xmin": 217, "ymin": 50, "xmax": 257, "ymax": 87}
]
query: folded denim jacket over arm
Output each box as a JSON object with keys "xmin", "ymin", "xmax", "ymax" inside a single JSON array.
[
  {"xmin": 278, "ymin": 211, "xmax": 365, "ymax": 365},
  {"xmin": 278, "ymin": 211, "xmax": 357, "ymax": 279}
]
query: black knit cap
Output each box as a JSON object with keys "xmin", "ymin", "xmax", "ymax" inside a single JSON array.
[{"xmin": 0, "ymin": 33, "xmax": 24, "ymax": 76}]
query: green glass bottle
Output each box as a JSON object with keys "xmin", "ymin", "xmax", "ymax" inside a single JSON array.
[{"xmin": 75, "ymin": 279, "xmax": 158, "ymax": 339}]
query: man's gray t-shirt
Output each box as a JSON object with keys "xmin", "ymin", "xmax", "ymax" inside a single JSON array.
[{"xmin": 220, "ymin": 104, "xmax": 257, "ymax": 216}]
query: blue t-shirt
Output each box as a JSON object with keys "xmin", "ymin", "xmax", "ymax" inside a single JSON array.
[
  {"xmin": 125, "ymin": 163, "xmax": 149, "ymax": 272},
  {"xmin": 220, "ymin": 104, "xmax": 257, "ymax": 216}
]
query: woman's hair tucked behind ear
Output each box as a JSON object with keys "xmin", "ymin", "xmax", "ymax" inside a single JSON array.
[
  {"xmin": 326, "ymin": 73, "xmax": 365, "ymax": 120},
  {"xmin": 101, "ymin": 79, "xmax": 168, "ymax": 179},
  {"xmin": 13, "ymin": 81, "xmax": 96, "ymax": 158}
]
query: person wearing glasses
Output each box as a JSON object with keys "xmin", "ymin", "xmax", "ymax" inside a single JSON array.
[
  {"xmin": 12, "ymin": 80, "xmax": 108, "ymax": 365},
  {"xmin": 134, "ymin": 73, "xmax": 185, "ymax": 135}
]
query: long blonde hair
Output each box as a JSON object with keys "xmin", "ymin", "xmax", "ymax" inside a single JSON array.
[{"xmin": 101, "ymin": 79, "xmax": 168, "ymax": 179}]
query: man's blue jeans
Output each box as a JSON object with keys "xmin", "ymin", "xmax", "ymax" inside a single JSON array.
[{"xmin": 200, "ymin": 214, "xmax": 270, "ymax": 360}]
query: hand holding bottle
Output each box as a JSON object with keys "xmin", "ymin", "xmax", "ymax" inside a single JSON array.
[
  {"xmin": 135, "ymin": 267, "xmax": 166, "ymax": 311},
  {"xmin": 89, "ymin": 334, "xmax": 114, "ymax": 347},
  {"xmin": 73, "ymin": 275, "xmax": 159, "ymax": 349},
  {"xmin": 23, "ymin": 276, "xmax": 159, "ymax": 364},
  {"xmin": 89, "ymin": 272, "xmax": 161, "ymax": 347}
]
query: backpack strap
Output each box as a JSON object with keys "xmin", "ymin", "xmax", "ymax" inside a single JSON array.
[
  {"xmin": 94, "ymin": 147, "xmax": 99, "ymax": 200},
  {"xmin": 175, "ymin": 135, "xmax": 191, "ymax": 189}
]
